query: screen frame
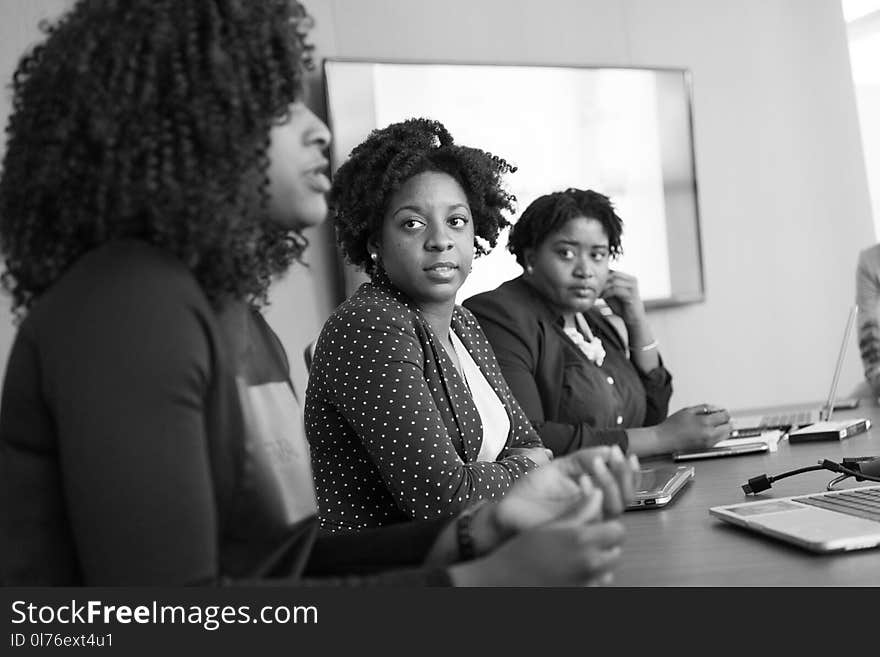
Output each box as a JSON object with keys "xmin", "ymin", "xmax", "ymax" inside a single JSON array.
[{"xmin": 321, "ymin": 57, "xmax": 706, "ymax": 309}]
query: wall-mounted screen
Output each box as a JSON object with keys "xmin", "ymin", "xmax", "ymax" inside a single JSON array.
[{"xmin": 323, "ymin": 60, "xmax": 704, "ymax": 307}]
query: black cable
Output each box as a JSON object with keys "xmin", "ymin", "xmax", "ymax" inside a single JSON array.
[
  {"xmin": 742, "ymin": 465, "xmax": 823, "ymax": 494},
  {"xmin": 742, "ymin": 457, "xmax": 880, "ymax": 495},
  {"xmin": 819, "ymin": 459, "xmax": 880, "ymax": 483}
]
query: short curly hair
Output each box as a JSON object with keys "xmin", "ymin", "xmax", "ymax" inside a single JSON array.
[
  {"xmin": 0, "ymin": 0, "xmax": 315, "ymax": 315},
  {"xmin": 328, "ymin": 118, "xmax": 516, "ymax": 274},
  {"xmin": 508, "ymin": 188, "xmax": 623, "ymax": 267}
]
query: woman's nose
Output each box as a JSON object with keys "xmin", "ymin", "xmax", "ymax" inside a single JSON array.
[
  {"xmin": 424, "ymin": 222, "xmax": 453, "ymax": 250},
  {"xmin": 304, "ymin": 108, "xmax": 331, "ymax": 149},
  {"xmin": 573, "ymin": 256, "xmax": 596, "ymax": 279}
]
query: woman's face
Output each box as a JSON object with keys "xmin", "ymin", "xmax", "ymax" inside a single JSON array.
[
  {"xmin": 375, "ymin": 171, "xmax": 474, "ymax": 308},
  {"xmin": 524, "ymin": 216, "xmax": 611, "ymax": 315},
  {"xmin": 266, "ymin": 102, "xmax": 332, "ymax": 230}
]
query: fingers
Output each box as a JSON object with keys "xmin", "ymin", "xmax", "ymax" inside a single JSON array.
[
  {"xmin": 557, "ymin": 446, "xmax": 614, "ymax": 477},
  {"xmin": 602, "ymin": 283, "xmax": 632, "ymax": 302},
  {"xmin": 629, "ymin": 453, "xmax": 641, "ymax": 496},
  {"xmin": 558, "ymin": 481, "xmax": 604, "ymax": 525},
  {"xmin": 542, "ymin": 517, "xmax": 626, "ymax": 586},
  {"xmin": 556, "ymin": 445, "xmax": 637, "ymax": 515},
  {"xmin": 710, "ymin": 422, "xmax": 733, "ymax": 442},
  {"xmin": 587, "ymin": 571, "xmax": 615, "ymax": 587},
  {"xmin": 605, "ymin": 271, "xmax": 640, "ymax": 302},
  {"xmin": 576, "ymin": 521, "xmax": 626, "ymax": 583},
  {"xmin": 692, "ymin": 404, "xmax": 730, "ymax": 426},
  {"xmin": 578, "ymin": 519, "xmax": 626, "ymax": 550},
  {"xmin": 587, "ymin": 454, "xmax": 624, "ymax": 517},
  {"xmin": 607, "ymin": 270, "xmax": 637, "ymax": 286},
  {"xmin": 605, "ymin": 445, "xmax": 637, "ymax": 508},
  {"xmin": 690, "ymin": 405, "xmax": 732, "ymax": 444},
  {"xmin": 581, "ymin": 547, "xmax": 622, "ymax": 585},
  {"xmin": 515, "ymin": 447, "xmax": 551, "ymax": 466}
]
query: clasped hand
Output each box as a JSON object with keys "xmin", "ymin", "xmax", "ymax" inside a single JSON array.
[{"xmin": 451, "ymin": 446, "xmax": 639, "ymax": 586}]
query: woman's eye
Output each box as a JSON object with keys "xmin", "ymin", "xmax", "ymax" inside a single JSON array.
[
  {"xmin": 556, "ymin": 249, "xmax": 575, "ymax": 260},
  {"xmin": 592, "ymin": 251, "xmax": 608, "ymax": 262},
  {"xmin": 448, "ymin": 216, "xmax": 469, "ymax": 228},
  {"xmin": 402, "ymin": 218, "xmax": 424, "ymax": 230}
]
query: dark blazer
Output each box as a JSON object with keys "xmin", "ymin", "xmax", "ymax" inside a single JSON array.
[
  {"xmin": 464, "ymin": 276, "xmax": 672, "ymax": 456},
  {"xmin": 305, "ymin": 274, "xmax": 543, "ymax": 532}
]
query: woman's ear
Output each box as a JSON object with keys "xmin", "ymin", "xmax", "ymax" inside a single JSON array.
[
  {"xmin": 522, "ymin": 248, "xmax": 536, "ymax": 275},
  {"xmin": 367, "ymin": 236, "xmax": 381, "ymax": 266}
]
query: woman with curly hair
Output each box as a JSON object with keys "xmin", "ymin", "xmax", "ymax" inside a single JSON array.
[
  {"xmin": 304, "ymin": 118, "xmax": 614, "ymax": 532},
  {"xmin": 0, "ymin": 0, "xmax": 636, "ymax": 586},
  {"xmin": 464, "ymin": 188, "xmax": 731, "ymax": 457}
]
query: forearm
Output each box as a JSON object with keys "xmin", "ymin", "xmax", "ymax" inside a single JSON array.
[
  {"xmin": 639, "ymin": 361, "xmax": 673, "ymax": 424},
  {"xmin": 423, "ymin": 502, "xmax": 509, "ymax": 566},
  {"xmin": 537, "ymin": 420, "xmax": 628, "ymax": 457},
  {"xmin": 624, "ymin": 318, "xmax": 660, "ymax": 373},
  {"xmin": 624, "ymin": 426, "xmax": 666, "ymax": 458},
  {"xmin": 293, "ymin": 568, "xmax": 452, "ymax": 587},
  {"xmin": 305, "ymin": 518, "xmax": 451, "ymax": 576}
]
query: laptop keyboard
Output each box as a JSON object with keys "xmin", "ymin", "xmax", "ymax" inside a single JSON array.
[
  {"xmin": 797, "ymin": 488, "xmax": 880, "ymax": 523},
  {"xmin": 758, "ymin": 411, "xmax": 815, "ymax": 428}
]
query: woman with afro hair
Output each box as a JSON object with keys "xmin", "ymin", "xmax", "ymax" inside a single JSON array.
[
  {"xmin": 0, "ymin": 1, "xmax": 636, "ymax": 586},
  {"xmin": 306, "ymin": 119, "xmax": 637, "ymax": 532}
]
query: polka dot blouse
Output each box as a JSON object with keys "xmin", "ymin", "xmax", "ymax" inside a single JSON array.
[{"xmin": 304, "ymin": 276, "xmax": 544, "ymax": 532}]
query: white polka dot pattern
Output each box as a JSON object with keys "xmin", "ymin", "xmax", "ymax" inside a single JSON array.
[{"xmin": 304, "ymin": 279, "xmax": 543, "ymax": 532}]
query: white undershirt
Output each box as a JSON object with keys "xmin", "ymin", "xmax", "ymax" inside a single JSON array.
[{"xmin": 450, "ymin": 330, "xmax": 510, "ymax": 462}]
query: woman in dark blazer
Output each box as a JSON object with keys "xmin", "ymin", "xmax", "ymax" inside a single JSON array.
[
  {"xmin": 464, "ymin": 188, "xmax": 731, "ymax": 458},
  {"xmin": 305, "ymin": 119, "xmax": 569, "ymax": 532}
]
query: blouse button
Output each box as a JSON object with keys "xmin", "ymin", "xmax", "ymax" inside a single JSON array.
[
  {"xmin": 616, "ymin": 415, "xmax": 623, "ymax": 425},
  {"xmin": 606, "ymin": 376, "xmax": 614, "ymax": 385}
]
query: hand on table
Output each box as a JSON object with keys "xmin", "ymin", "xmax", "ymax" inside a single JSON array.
[
  {"xmin": 450, "ymin": 480, "xmax": 625, "ymax": 586},
  {"xmin": 657, "ymin": 404, "xmax": 731, "ymax": 451},
  {"xmin": 475, "ymin": 445, "xmax": 638, "ymax": 549}
]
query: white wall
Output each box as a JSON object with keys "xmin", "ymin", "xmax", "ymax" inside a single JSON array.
[
  {"xmin": 0, "ymin": 0, "xmax": 873, "ymax": 411},
  {"xmin": 0, "ymin": 0, "xmax": 73, "ymax": 391},
  {"xmin": 308, "ymin": 0, "xmax": 875, "ymax": 411}
]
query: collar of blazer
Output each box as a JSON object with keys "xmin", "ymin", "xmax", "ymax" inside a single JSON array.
[
  {"xmin": 505, "ymin": 275, "xmax": 626, "ymax": 352},
  {"xmin": 368, "ymin": 271, "xmax": 511, "ymax": 461}
]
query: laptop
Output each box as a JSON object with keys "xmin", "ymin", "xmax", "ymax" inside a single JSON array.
[
  {"xmin": 729, "ymin": 305, "xmax": 859, "ymax": 435},
  {"xmin": 710, "ymin": 485, "xmax": 880, "ymax": 552}
]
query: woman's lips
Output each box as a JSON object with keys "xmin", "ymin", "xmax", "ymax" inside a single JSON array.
[
  {"xmin": 305, "ymin": 170, "xmax": 331, "ymax": 193},
  {"xmin": 423, "ymin": 263, "xmax": 458, "ymax": 281}
]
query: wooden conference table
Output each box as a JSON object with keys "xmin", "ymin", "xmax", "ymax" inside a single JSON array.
[{"xmin": 614, "ymin": 399, "xmax": 880, "ymax": 586}]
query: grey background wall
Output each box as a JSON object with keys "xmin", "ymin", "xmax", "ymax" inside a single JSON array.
[{"xmin": 0, "ymin": 0, "xmax": 874, "ymax": 410}]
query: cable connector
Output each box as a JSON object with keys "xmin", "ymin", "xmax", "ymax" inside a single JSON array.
[
  {"xmin": 742, "ymin": 474, "xmax": 772, "ymax": 495},
  {"xmin": 819, "ymin": 458, "xmax": 842, "ymax": 473}
]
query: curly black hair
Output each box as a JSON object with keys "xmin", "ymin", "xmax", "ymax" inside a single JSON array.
[
  {"xmin": 508, "ymin": 188, "xmax": 624, "ymax": 267},
  {"xmin": 328, "ymin": 118, "xmax": 517, "ymax": 275},
  {"xmin": 0, "ymin": 0, "xmax": 316, "ymax": 315}
]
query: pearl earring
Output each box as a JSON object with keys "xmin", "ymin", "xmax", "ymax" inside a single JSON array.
[
  {"xmin": 370, "ymin": 252, "xmax": 378, "ymax": 263},
  {"xmin": 525, "ymin": 264, "xmax": 534, "ymax": 275}
]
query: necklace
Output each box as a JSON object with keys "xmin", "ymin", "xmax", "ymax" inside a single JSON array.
[{"xmin": 562, "ymin": 313, "xmax": 606, "ymax": 366}]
